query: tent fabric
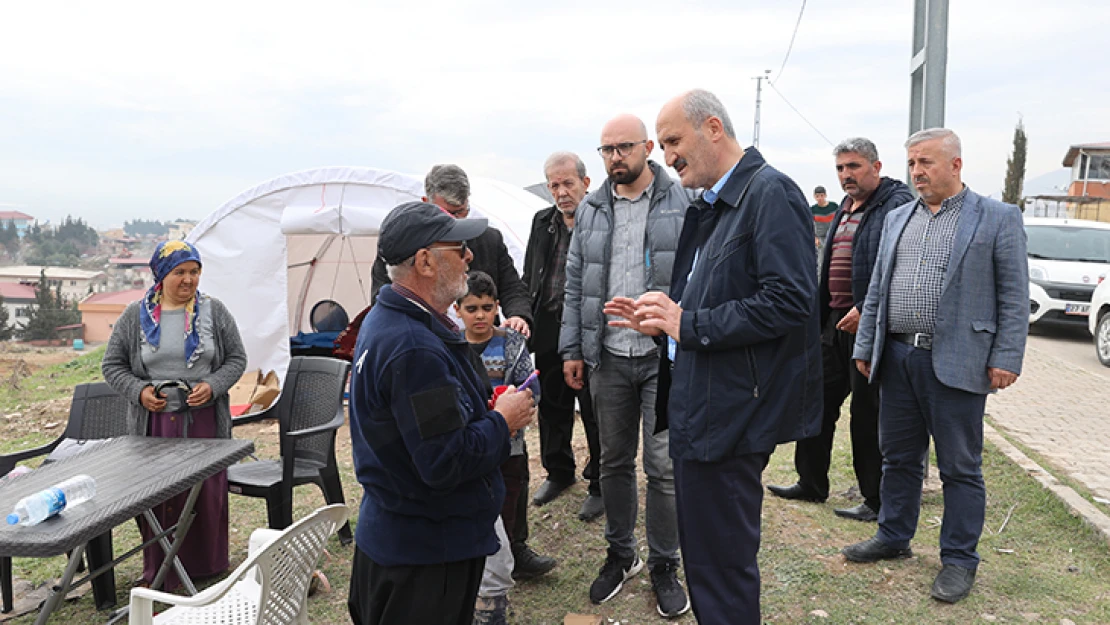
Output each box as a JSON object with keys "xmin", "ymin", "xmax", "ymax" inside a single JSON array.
[{"xmin": 187, "ymin": 166, "xmax": 547, "ymax": 382}]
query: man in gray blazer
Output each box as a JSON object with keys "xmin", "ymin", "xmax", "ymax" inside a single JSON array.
[{"xmin": 842, "ymin": 128, "xmax": 1028, "ymax": 604}]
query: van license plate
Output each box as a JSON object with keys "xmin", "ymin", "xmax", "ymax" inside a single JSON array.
[{"xmin": 1065, "ymin": 303, "xmax": 1090, "ymax": 315}]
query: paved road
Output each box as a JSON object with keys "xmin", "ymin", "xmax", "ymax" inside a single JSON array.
[
  {"xmin": 1026, "ymin": 320, "xmax": 1106, "ymax": 374},
  {"xmin": 988, "ymin": 327, "xmax": 1110, "ymax": 502}
]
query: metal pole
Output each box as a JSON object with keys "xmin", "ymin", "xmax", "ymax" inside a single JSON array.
[
  {"xmin": 908, "ymin": 0, "xmax": 949, "ymax": 182},
  {"xmin": 752, "ymin": 70, "xmax": 771, "ymax": 148}
]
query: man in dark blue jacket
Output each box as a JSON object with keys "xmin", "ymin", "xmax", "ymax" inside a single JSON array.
[
  {"xmin": 768, "ymin": 138, "xmax": 913, "ymax": 523},
  {"xmin": 347, "ymin": 201, "xmax": 535, "ymax": 625},
  {"xmin": 607, "ymin": 89, "xmax": 821, "ymax": 625}
]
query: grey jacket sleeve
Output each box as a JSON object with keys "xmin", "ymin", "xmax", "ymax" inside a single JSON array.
[
  {"xmin": 558, "ymin": 213, "xmax": 585, "ymax": 361},
  {"xmin": 203, "ymin": 298, "xmax": 248, "ymax": 397},
  {"xmin": 101, "ymin": 302, "xmax": 148, "ymax": 405}
]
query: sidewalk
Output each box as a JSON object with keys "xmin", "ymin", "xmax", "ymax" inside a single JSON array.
[{"xmin": 986, "ymin": 343, "xmax": 1110, "ymax": 534}]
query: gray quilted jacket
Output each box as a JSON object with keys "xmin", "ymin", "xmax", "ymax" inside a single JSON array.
[{"xmin": 559, "ymin": 161, "xmax": 692, "ymax": 367}]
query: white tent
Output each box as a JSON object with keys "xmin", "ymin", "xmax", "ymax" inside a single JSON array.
[{"xmin": 187, "ymin": 166, "xmax": 547, "ymax": 381}]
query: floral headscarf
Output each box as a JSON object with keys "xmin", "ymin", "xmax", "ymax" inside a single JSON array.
[{"xmin": 142, "ymin": 240, "xmax": 203, "ymax": 362}]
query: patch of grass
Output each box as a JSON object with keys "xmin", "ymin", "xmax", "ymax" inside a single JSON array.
[
  {"xmin": 0, "ymin": 346, "xmax": 105, "ymax": 414},
  {"xmin": 3, "ymin": 399, "xmax": 1109, "ymax": 624}
]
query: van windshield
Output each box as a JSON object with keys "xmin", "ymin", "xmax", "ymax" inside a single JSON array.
[{"xmin": 1025, "ymin": 224, "xmax": 1110, "ymax": 263}]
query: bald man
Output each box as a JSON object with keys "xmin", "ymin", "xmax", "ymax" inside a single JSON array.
[{"xmin": 559, "ymin": 114, "xmax": 694, "ymax": 617}]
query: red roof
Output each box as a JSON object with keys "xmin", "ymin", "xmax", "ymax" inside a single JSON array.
[
  {"xmin": 0, "ymin": 283, "xmax": 37, "ymax": 300},
  {"xmin": 0, "ymin": 211, "xmax": 34, "ymax": 221},
  {"xmin": 81, "ymin": 289, "xmax": 146, "ymax": 306},
  {"xmin": 109, "ymin": 257, "xmax": 149, "ymax": 267}
]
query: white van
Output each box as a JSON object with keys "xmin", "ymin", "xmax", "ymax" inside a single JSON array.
[
  {"xmin": 1024, "ymin": 217, "xmax": 1110, "ymax": 328},
  {"xmin": 1089, "ymin": 278, "xmax": 1110, "ymax": 366}
]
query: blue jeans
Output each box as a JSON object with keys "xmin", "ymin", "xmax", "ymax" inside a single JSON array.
[
  {"xmin": 876, "ymin": 340, "xmax": 988, "ymax": 569},
  {"xmin": 589, "ymin": 350, "xmax": 679, "ymax": 566}
]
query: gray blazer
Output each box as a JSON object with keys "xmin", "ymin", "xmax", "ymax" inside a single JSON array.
[
  {"xmin": 101, "ymin": 296, "xmax": 248, "ymax": 439},
  {"xmin": 853, "ymin": 189, "xmax": 1029, "ymax": 395}
]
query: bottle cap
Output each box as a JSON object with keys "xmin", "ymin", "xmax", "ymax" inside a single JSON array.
[{"xmin": 6, "ymin": 514, "xmax": 18, "ymax": 525}]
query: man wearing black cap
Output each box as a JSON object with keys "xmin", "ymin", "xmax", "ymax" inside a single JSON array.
[{"xmin": 347, "ymin": 201, "xmax": 536, "ymax": 625}]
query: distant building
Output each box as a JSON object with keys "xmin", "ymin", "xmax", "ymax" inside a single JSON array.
[
  {"xmin": 78, "ymin": 288, "xmax": 145, "ymax": 343},
  {"xmin": 0, "ymin": 266, "xmax": 108, "ymax": 301},
  {"xmin": 166, "ymin": 220, "xmax": 196, "ymax": 240},
  {"xmin": 0, "ymin": 211, "xmax": 35, "ymax": 238},
  {"xmin": 1063, "ymin": 142, "xmax": 1110, "ymax": 199},
  {"xmin": 0, "ymin": 282, "xmax": 38, "ymax": 330}
]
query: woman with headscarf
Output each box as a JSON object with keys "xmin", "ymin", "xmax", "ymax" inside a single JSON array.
[{"xmin": 102, "ymin": 240, "xmax": 247, "ymax": 590}]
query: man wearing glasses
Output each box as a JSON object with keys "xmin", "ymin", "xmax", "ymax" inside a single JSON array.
[
  {"xmin": 370, "ymin": 164, "xmax": 533, "ymax": 337},
  {"xmin": 348, "ymin": 201, "xmax": 536, "ymax": 624},
  {"xmin": 560, "ymin": 114, "xmax": 692, "ymax": 618}
]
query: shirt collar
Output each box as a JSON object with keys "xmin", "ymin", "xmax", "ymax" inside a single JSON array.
[
  {"xmin": 703, "ymin": 160, "xmax": 740, "ymax": 205},
  {"xmin": 918, "ymin": 185, "xmax": 968, "ymax": 214},
  {"xmin": 390, "ymin": 283, "xmax": 460, "ymax": 333},
  {"xmin": 610, "ymin": 179, "xmax": 654, "ymax": 203},
  {"xmin": 704, "ymin": 147, "xmax": 766, "ymax": 209}
]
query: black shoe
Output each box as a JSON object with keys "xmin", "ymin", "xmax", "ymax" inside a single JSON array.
[
  {"xmin": 532, "ymin": 478, "xmax": 575, "ymax": 506},
  {"xmin": 841, "ymin": 536, "xmax": 913, "ymax": 563},
  {"xmin": 649, "ymin": 561, "xmax": 691, "ymax": 618},
  {"xmin": 511, "ymin": 544, "xmax": 556, "ymax": 581},
  {"xmin": 589, "ymin": 550, "xmax": 643, "ymax": 604},
  {"xmin": 834, "ymin": 502, "xmax": 879, "ymax": 522},
  {"xmin": 578, "ymin": 494, "xmax": 605, "ymax": 522},
  {"xmin": 766, "ymin": 483, "xmax": 827, "ymax": 503},
  {"xmin": 931, "ymin": 564, "xmax": 976, "ymax": 603}
]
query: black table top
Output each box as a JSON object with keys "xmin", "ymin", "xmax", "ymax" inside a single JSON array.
[{"xmin": 0, "ymin": 436, "xmax": 253, "ymax": 558}]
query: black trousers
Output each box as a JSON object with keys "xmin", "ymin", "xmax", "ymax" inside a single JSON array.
[
  {"xmin": 794, "ymin": 308, "xmax": 882, "ymax": 508},
  {"xmin": 499, "ymin": 454, "xmax": 529, "ymax": 547},
  {"xmin": 534, "ymin": 329, "xmax": 601, "ymax": 493},
  {"xmin": 675, "ymin": 453, "xmax": 770, "ymax": 625},
  {"xmin": 348, "ymin": 546, "xmax": 485, "ymax": 625}
]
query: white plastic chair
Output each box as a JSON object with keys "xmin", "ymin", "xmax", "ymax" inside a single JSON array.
[{"xmin": 128, "ymin": 504, "xmax": 348, "ymax": 625}]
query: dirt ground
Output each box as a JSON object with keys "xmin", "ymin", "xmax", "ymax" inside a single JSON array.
[{"xmin": 0, "ymin": 344, "xmax": 92, "ymax": 441}]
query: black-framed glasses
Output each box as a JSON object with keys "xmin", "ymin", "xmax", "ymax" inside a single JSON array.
[
  {"xmin": 597, "ymin": 140, "xmax": 647, "ymax": 159},
  {"xmin": 428, "ymin": 241, "xmax": 469, "ymax": 258}
]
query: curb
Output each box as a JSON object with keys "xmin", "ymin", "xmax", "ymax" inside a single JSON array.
[{"xmin": 984, "ymin": 422, "xmax": 1110, "ymax": 547}]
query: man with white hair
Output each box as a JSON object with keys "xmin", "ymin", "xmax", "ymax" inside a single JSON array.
[
  {"xmin": 844, "ymin": 128, "xmax": 1028, "ymax": 604},
  {"xmin": 607, "ymin": 89, "xmax": 821, "ymax": 624}
]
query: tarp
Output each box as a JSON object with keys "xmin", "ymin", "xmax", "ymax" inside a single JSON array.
[{"xmin": 187, "ymin": 166, "xmax": 547, "ymax": 381}]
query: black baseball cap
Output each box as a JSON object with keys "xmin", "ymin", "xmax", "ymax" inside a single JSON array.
[
  {"xmin": 814, "ymin": 186, "xmax": 827, "ymax": 194},
  {"xmin": 378, "ymin": 201, "xmax": 488, "ymax": 265}
]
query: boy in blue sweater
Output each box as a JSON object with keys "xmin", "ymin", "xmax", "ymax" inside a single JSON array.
[{"xmin": 457, "ymin": 271, "xmax": 555, "ymax": 623}]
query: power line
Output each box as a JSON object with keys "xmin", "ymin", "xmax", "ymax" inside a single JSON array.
[
  {"xmin": 766, "ymin": 81, "xmax": 834, "ymax": 147},
  {"xmin": 770, "ymin": 0, "xmax": 807, "ymax": 85}
]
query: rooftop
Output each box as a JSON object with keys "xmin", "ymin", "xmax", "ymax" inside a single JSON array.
[
  {"xmin": 0, "ymin": 211, "xmax": 34, "ymax": 221},
  {"xmin": 0, "ymin": 282, "xmax": 38, "ymax": 300},
  {"xmin": 80, "ymin": 288, "xmax": 145, "ymax": 307},
  {"xmin": 1063, "ymin": 142, "xmax": 1110, "ymax": 167},
  {"xmin": 0, "ymin": 266, "xmax": 106, "ymax": 280}
]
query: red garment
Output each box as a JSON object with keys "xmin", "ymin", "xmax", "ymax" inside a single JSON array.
[{"xmin": 140, "ymin": 405, "xmax": 229, "ymax": 591}]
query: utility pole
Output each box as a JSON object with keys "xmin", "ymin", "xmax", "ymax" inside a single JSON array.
[
  {"xmin": 908, "ymin": 0, "xmax": 949, "ymax": 135},
  {"xmin": 752, "ymin": 69, "xmax": 772, "ymax": 148}
]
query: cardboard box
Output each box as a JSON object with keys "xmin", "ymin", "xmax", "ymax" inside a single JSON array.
[
  {"xmin": 564, "ymin": 615, "xmax": 602, "ymax": 625},
  {"xmin": 229, "ymin": 369, "xmax": 282, "ymax": 414}
]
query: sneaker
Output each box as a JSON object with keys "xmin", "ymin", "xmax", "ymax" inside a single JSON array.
[
  {"xmin": 511, "ymin": 544, "xmax": 557, "ymax": 581},
  {"xmin": 473, "ymin": 595, "xmax": 510, "ymax": 625},
  {"xmin": 650, "ymin": 561, "xmax": 691, "ymax": 618},
  {"xmin": 589, "ymin": 550, "xmax": 644, "ymax": 604}
]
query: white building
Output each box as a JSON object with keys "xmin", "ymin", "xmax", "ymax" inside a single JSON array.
[{"xmin": 0, "ymin": 266, "xmax": 108, "ymax": 302}]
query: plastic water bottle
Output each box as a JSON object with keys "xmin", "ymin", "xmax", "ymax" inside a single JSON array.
[{"xmin": 6, "ymin": 475, "xmax": 97, "ymax": 526}]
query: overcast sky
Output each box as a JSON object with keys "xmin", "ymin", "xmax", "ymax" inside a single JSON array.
[{"xmin": 1, "ymin": 0, "xmax": 1106, "ymax": 229}]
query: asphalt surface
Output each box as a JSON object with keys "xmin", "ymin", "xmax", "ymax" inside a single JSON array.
[{"xmin": 1026, "ymin": 319, "xmax": 1107, "ymax": 375}]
